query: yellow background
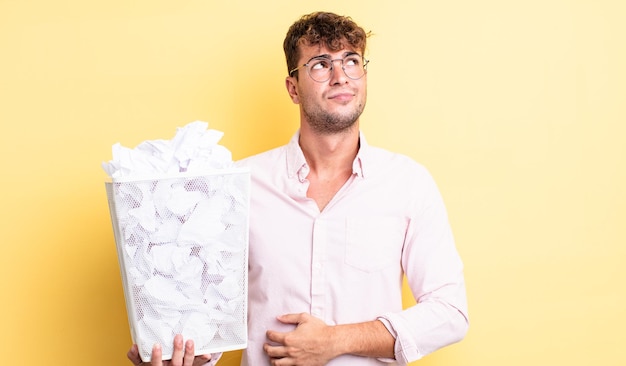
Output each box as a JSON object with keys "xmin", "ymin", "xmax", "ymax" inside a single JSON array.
[{"xmin": 1, "ymin": 1, "xmax": 624, "ymax": 365}]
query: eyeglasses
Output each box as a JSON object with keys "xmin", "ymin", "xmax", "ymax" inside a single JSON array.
[{"xmin": 289, "ymin": 53, "xmax": 369, "ymax": 83}]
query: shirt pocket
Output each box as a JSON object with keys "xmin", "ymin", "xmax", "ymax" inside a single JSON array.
[{"xmin": 345, "ymin": 216, "xmax": 406, "ymax": 272}]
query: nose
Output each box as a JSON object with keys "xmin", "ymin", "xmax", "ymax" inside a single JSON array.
[{"xmin": 328, "ymin": 59, "xmax": 348, "ymax": 84}]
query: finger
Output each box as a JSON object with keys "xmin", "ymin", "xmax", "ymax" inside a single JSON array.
[
  {"xmin": 193, "ymin": 354, "xmax": 212, "ymax": 366},
  {"xmin": 151, "ymin": 343, "xmax": 164, "ymax": 366},
  {"xmin": 266, "ymin": 329, "xmax": 286, "ymax": 344},
  {"xmin": 182, "ymin": 339, "xmax": 195, "ymax": 366},
  {"xmin": 263, "ymin": 343, "xmax": 288, "ymax": 359},
  {"xmin": 127, "ymin": 344, "xmax": 143, "ymax": 365},
  {"xmin": 170, "ymin": 334, "xmax": 185, "ymax": 366},
  {"xmin": 276, "ymin": 312, "xmax": 304, "ymax": 325},
  {"xmin": 270, "ymin": 357, "xmax": 291, "ymax": 366}
]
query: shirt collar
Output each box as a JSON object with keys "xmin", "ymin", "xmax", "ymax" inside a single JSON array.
[{"xmin": 286, "ymin": 130, "xmax": 368, "ymax": 180}]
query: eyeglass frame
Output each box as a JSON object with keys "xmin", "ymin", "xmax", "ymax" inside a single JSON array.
[{"xmin": 288, "ymin": 53, "xmax": 369, "ymax": 82}]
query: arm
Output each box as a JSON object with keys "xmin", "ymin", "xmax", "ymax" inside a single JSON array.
[
  {"xmin": 264, "ymin": 313, "xmax": 394, "ymax": 365},
  {"xmin": 379, "ymin": 169, "xmax": 469, "ymax": 364}
]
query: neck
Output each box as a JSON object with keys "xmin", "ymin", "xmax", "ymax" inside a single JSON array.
[
  {"xmin": 298, "ymin": 123, "xmax": 360, "ymax": 175},
  {"xmin": 298, "ymin": 123, "xmax": 360, "ymax": 212}
]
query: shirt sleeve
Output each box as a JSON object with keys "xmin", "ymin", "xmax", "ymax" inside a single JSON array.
[{"xmin": 379, "ymin": 172, "xmax": 469, "ymax": 364}]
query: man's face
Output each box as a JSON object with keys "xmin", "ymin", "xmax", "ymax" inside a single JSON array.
[{"xmin": 286, "ymin": 43, "xmax": 367, "ymax": 135}]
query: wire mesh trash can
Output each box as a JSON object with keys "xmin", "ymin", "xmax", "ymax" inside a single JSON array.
[{"xmin": 105, "ymin": 168, "xmax": 249, "ymax": 362}]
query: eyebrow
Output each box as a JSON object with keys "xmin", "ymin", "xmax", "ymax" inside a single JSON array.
[{"xmin": 306, "ymin": 51, "xmax": 360, "ymax": 62}]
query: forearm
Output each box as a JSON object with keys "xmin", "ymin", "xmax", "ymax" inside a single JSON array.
[
  {"xmin": 329, "ymin": 319, "xmax": 395, "ymax": 360},
  {"xmin": 266, "ymin": 313, "xmax": 397, "ymax": 364},
  {"xmin": 380, "ymin": 298, "xmax": 469, "ymax": 363}
]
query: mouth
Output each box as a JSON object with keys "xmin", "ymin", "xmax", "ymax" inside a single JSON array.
[{"xmin": 328, "ymin": 92, "xmax": 355, "ymax": 102}]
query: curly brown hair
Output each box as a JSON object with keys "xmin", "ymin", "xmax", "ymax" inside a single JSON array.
[{"xmin": 283, "ymin": 11, "xmax": 370, "ymax": 77}]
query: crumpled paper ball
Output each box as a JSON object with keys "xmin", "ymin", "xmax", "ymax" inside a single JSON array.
[{"xmin": 102, "ymin": 121, "xmax": 234, "ymax": 179}]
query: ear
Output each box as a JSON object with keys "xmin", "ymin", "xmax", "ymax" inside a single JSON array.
[{"xmin": 285, "ymin": 76, "xmax": 300, "ymax": 104}]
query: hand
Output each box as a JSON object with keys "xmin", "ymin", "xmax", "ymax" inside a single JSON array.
[
  {"xmin": 264, "ymin": 313, "xmax": 337, "ymax": 366},
  {"xmin": 127, "ymin": 334, "xmax": 212, "ymax": 366}
]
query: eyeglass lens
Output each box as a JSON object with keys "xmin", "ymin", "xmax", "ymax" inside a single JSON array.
[{"xmin": 307, "ymin": 55, "xmax": 367, "ymax": 82}]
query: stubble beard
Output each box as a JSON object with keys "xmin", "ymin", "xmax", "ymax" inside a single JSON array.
[{"xmin": 302, "ymin": 100, "xmax": 366, "ymax": 135}]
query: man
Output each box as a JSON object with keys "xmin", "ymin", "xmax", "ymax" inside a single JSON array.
[{"xmin": 128, "ymin": 11, "xmax": 468, "ymax": 366}]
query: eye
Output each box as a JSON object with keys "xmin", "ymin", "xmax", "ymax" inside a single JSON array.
[
  {"xmin": 309, "ymin": 58, "xmax": 331, "ymax": 71},
  {"xmin": 344, "ymin": 55, "xmax": 361, "ymax": 67}
]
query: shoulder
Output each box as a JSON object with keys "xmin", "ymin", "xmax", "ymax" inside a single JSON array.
[
  {"xmin": 363, "ymin": 145, "xmax": 446, "ymax": 207},
  {"xmin": 365, "ymin": 145, "xmax": 432, "ymax": 179},
  {"xmin": 235, "ymin": 145, "xmax": 286, "ymax": 168}
]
